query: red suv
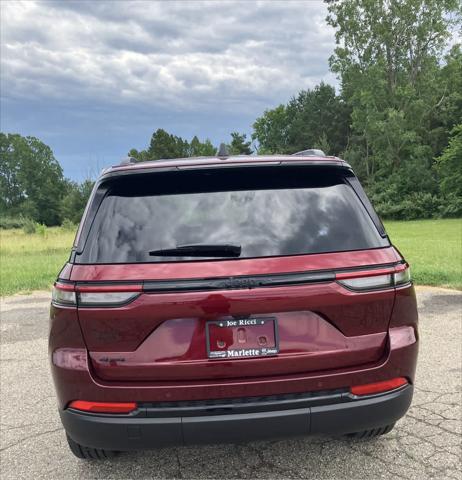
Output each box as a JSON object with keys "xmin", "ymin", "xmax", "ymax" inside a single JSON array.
[{"xmin": 49, "ymin": 151, "xmax": 418, "ymax": 459}]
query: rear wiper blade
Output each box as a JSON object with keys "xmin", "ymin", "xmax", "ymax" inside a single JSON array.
[{"xmin": 148, "ymin": 244, "xmax": 242, "ymax": 258}]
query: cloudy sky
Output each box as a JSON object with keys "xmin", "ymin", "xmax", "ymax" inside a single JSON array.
[{"xmin": 1, "ymin": 1, "xmax": 336, "ymax": 180}]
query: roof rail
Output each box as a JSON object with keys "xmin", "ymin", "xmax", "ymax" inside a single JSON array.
[
  {"xmin": 292, "ymin": 149, "xmax": 326, "ymax": 157},
  {"xmin": 119, "ymin": 156, "xmax": 137, "ymax": 166}
]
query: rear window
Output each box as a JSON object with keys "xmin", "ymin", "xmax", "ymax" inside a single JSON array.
[{"xmin": 76, "ymin": 166, "xmax": 388, "ymax": 264}]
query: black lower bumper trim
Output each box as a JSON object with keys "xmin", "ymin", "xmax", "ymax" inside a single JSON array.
[{"xmin": 60, "ymin": 385, "xmax": 413, "ymax": 450}]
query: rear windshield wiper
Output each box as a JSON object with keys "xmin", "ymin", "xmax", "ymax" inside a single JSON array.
[{"xmin": 148, "ymin": 244, "xmax": 242, "ymax": 258}]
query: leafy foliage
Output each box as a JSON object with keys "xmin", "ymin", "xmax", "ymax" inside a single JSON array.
[
  {"xmin": 252, "ymin": 0, "xmax": 461, "ymax": 219},
  {"xmin": 435, "ymin": 124, "xmax": 462, "ymax": 216},
  {"xmin": 129, "ymin": 129, "xmax": 216, "ymax": 161},
  {"xmin": 60, "ymin": 179, "xmax": 95, "ymax": 224},
  {"xmin": 252, "ymin": 84, "xmax": 350, "ymax": 155},
  {"xmin": 0, "ymin": 133, "xmax": 65, "ymax": 225},
  {"xmin": 0, "ymin": 216, "xmax": 29, "ymax": 230},
  {"xmin": 229, "ymin": 132, "xmax": 253, "ymax": 155},
  {"xmin": 325, "ymin": 0, "xmax": 461, "ymax": 217}
]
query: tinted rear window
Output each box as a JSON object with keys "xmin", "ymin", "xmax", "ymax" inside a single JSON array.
[{"xmin": 76, "ymin": 166, "xmax": 388, "ymax": 264}]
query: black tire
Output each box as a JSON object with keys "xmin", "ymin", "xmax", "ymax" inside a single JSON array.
[
  {"xmin": 345, "ymin": 423, "xmax": 395, "ymax": 439},
  {"xmin": 66, "ymin": 434, "xmax": 119, "ymax": 460}
]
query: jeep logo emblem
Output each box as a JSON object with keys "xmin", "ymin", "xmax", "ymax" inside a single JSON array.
[{"xmin": 219, "ymin": 278, "xmax": 260, "ymax": 289}]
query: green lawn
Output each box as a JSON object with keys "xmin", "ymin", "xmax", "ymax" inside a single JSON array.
[
  {"xmin": 0, "ymin": 219, "xmax": 460, "ymax": 296},
  {"xmin": 0, "ymin": 227, "xmax": 75, "ymax": 296},
  {"xmin": 384, "ymin": 218, "xmax": 461, "ymax": 290}
]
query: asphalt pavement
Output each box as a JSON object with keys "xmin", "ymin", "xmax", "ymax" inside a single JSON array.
[{"xmin": 1, "ymin": 286, "xmax": 461, "ymax": 480}]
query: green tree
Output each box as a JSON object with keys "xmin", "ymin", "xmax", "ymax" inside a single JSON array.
[
  {"xmin": 0, "ymin": 133, "xmax": 65, "ymax": 225},
  {"xmin": 189, "ymin": 136, "xmax": 216, "ymax": 156},
  {"xmin": 285, "ymin": 83, "xmax": 350, "ymax": 155},
  {"xmin": 435, "ymin": 124, "xmax": 462, "ymax": 216},
  {"xmin": 147, "ymin": 129, "xmax": 190, "ymax": 160},
  {"xmin": 128, "ymin": 148, "xmax": 150, "ymax": 162},
  {"xmin": 252, "ymin": 105, "xmax": 290, "ymax": 153},
  {"xmin": 252, "ymin": 84, "xmax": 350, "ymax": 155},
  {"xmin": 229, "ymin": 132, "xmax": 252, "ymax": 155},
  {"xmin": 60, "ymin": 179, "xmax": 95, "ymax": 224},
  {"xmin": 325, "ymin": 0, "xmax": 461, "ymax": 219},
  {"xmin": 326, "ymin": 0, "xmax": 460, "ymax": 184},
  {"xmin": 130, "ymin": 131, "xmax": 216, "ymax": 160}
]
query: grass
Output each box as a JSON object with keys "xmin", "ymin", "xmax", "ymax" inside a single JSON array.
[
  {"xmin": 0, "ymin": 219, "xmax": 460, "ymax": 296},
  {"xmin": 0, "ymin": 227, "xmax": 75, "ymax": 296},
  {"xmin": 384, "ymin": 218, "xmax": 461, "ymax": 290}
]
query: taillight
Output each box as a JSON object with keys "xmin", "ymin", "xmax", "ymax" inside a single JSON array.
[
  {"xmin": 76, "ymin": 284, "xmax": 142, "ymax": 306},
  {"xmin": 52, "ymin": 283, "xmax": 76, "ymax": 306},
  {"xmin": 350, "ymin": 377, "xmax": 408, "ymax": 396},
  {"xmin": 68, "ymin": 400, "xmax": 137, "ymax": 414},
  {"xmin": 394, "ymin": 266, "xmax": 411, "ymax": 285},
  {"xmin": 78, "ymin": 291, "xmax": 140, "ymax": 306},
  {"xmin": 53, "ymin": 283, "xmax": 142, "ymax": 307},
  {"xmin": 337, "ymin": 265, "xmax": 411, "ymax": 291}
]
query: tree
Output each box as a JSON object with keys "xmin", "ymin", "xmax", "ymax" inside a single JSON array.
[
  {"xmin": 326, "ymin": 0, "xmax": 461, "ymax": 183},
  {"xmin": 285, "ymin": 83, "xmax": 350, "ymax": 155},
  {"xmin": 252, "ymin": 84, "xmax": 350, "ymax": 156},
  {"xmin": 252, "ymin": 105, "xmax": 290, "ymax": 153},
  {"xmin": 128, "ymin": 148, "xmax": 150, "ymax": 162},
  {"xmin": 60, "ymin": 179, "xmax": 95, "ymax": 224},
  {"xmin": 325, "ymin": 0, "xmax": 461, "ymax": 219},
  {"xmin": 147, "ymin": 129, "xmax": 189, "ymax": 159},
  {"xmin": 229, "ymin": 132, "xmax": 252, "ymax": 155},
  {"xmin": 129, "ymin": 129, "xmax": 217, "ymax": 161},
  {"xmin": 0, "ymin": 133, "xmax": 65, "ymax": 225},
  {"xmin": 189, "ymin": 136, "xmax": 216, "ymax": 156},
  {"xmin": 435, "ymin": 124, "xmax": 462, "ymax": 216}
]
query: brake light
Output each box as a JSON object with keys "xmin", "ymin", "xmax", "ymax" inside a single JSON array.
[
  {"xmin": 337, "ymin": 265, "xmax": 411, "ymax": 291},
  {"xmin": 68, "ymin": 400, "xmax": 137, "ymax": 414},
  {"xmin": 350, "ymin": 377, "xmax": 408, "ymax": 396}
]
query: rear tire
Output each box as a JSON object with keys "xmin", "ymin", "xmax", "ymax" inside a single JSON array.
[
  {"xmin": 346, "ymin": 423, "xmax": 395, "ymax": 439},
  {"xmin": 66, "ymin": 434, "xmax": 119, "ymax": 460}
]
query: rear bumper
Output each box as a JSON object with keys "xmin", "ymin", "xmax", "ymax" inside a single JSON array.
[{"xmin": 61, "ymin": 384, "xmax": 413, "ymax": 450}]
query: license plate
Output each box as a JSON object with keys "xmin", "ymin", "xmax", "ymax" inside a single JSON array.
[{"xmin": 206, "ymin": 317, "xmax": 279, "ymax": 359}]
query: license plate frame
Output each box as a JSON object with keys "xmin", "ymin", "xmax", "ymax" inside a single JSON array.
[{"xmin": 206, "ymin": 317, "xmax": 279, "ymax": 360}]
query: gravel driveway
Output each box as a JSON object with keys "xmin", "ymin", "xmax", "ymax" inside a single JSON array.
[{"xmin": 1, "ymin": 286, "xmax": 461, "ymax": 479}]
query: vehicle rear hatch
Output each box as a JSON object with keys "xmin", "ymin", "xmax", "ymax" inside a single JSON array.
[{"xmin": 70, "ymin": 164, "xmax": 397, "ymax": 382}]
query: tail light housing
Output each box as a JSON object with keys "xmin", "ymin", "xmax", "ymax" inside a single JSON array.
[
  {"xmin": 337, "ymin": 264, "xmax": 411, "ymax": 291},
  {"xmin": 52, "ymin": 283, "xmax": 76, "ymax": 306},
  {"xmin": 52, "ymin": 282, "xmax": 142, "ymax": 307}
]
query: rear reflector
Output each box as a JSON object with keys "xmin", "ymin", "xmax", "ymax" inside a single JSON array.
[
  {"xmin": 69, "ymin": 400, "xmax": 137, "ymax": 414},
  {"xmin": 350, "ymin": 377, "xmax": 408, "ymax": 396}
]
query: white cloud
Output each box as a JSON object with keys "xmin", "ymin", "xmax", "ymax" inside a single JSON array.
[{"xmin": 1, "ymin": 0, "xmax": 336, "ymax": 112}]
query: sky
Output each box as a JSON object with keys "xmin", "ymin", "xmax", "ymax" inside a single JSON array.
[{"xmin": 1, "ymin": 0, "xmax": 337, "ymax": 181}]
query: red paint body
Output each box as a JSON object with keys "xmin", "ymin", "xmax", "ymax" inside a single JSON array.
[
  {"xmin": 50, "ymin": 249, "xmax": 418, "ymax": 409},
  {"xmin": 49, "ymin": 155, "xmax": 419, "ymax": 444}
]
